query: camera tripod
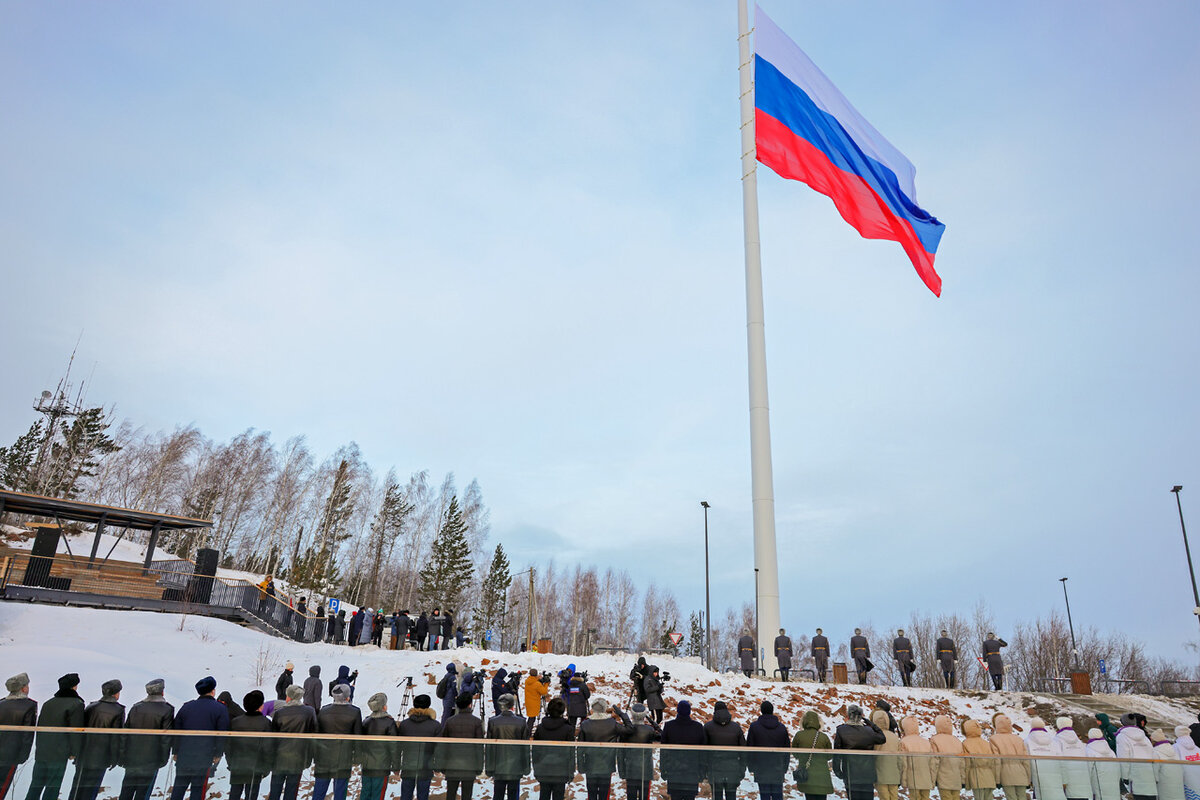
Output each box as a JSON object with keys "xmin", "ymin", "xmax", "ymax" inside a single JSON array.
[{"xmin": 395, "ymin": 676, "xmax": 416, "ymax": 716}]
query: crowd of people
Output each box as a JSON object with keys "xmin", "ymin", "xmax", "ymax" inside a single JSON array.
[
  {"xmin": 739, "ymin": 629, "xmax": 1011, "ymax": 691},
  {"xmin": 3, "ymin": 662, "xmax": 1199, "ymax": 800}
]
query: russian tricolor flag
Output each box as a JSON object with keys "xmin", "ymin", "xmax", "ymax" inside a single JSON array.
[{"xmin": 755, "ymin": 7, "xmax": 946, "ymax": 296}]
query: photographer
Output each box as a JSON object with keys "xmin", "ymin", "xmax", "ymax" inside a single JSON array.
[
  {"xmin": 490, "ymin": 669, "xmax": 521, "ymax": 715},
  {"xmin": 629, "ymin": 657, "xmax": 649, "ymax": 704},
  {"xmin": 565, "ymin": 670, "xmax": 591, "ymax": 730},
  {"xmin": 523, "ymin": 670, "xmax": 550, "ymax": 734},
  {"xmin": 643, "ymin": 666, "xmax": 665, "ymax": 725}
]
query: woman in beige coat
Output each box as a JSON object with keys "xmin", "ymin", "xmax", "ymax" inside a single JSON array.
[
  {"xmin": 989, "ymin": 713, "xmax": 1031, "ymax": 800},
  {"xmin": 899, "ymin": 716, "xmax": 935, "ymax": 800},
  {"xmin": 870, "ymin": 709, "xmax": 902, "ymax": 800},
  {"xmin": 961, "ymin": 719, "xmax": 999, "ymax": 798},
  {"xmin": 930, "ymin": 715, "xmax": 965, "ymax": 800}
]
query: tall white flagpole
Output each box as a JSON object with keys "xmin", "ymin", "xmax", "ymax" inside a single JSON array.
[{"xmin": 737, "ymin": 0, "xmax": 781, "ymax": 678}]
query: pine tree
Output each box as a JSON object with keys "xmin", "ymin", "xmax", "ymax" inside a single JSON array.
[
  {"xmin": 659, "ymin": 616, "xmax": 680, "ymax": 656},
  {"xmin": 418, "ymin": 496, "xmax": 473, "ymax": 615},
  {"xmin": 476, "ymin": 543, "xmax": 512, "ymax": 644},
  {"xmin": 292, "ymin": 459, "xmax": 356, "ymax": 595},
  {"xmin": 685, "ymin": 611, "xmax": 706, "ymax": 659},
  {"xmin": 39, "ymin": 407, "xmax": 120, "ymax": 498},
  {"xmin": 365, "ymin": 476, "xmax": 414, "ymax": 607},
  {"xmin": 0, "ymin": 420, "xmax": 44, "ymax": 491}
]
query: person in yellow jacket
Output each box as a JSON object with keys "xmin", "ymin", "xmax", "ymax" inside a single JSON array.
[{"xmin": 523, "ymin": 669, "xmax": 550, "ymax": 735}]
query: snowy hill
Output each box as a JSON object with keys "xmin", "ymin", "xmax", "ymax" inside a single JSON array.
[{"xmin": 3, "ymin": 603, "xmax": 1192, "ymax": 738}]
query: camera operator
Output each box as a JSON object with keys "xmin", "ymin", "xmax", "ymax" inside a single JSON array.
[
  {"xmin": 642, "ymin": 665, "xmax": 666, "ymax": 725},
  {"xmin": 565, "ymin": 670, "xmax": 591, "ymax": 730},
  {"xmin": 629, "ymin": 657, "xmax": 649, "ymax": 704},
  {"xmin": 523, "ymin": 669, "xmax": 550, "ymax": 735}
]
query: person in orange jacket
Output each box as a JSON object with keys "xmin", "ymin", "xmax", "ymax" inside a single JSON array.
[{"xmin": 523, "ymin": 669, "xmax": 550, "ymax": 735}]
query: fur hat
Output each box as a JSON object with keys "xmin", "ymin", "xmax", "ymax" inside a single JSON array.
[
  {"xmin": 413, "ymin": 694, "xmax": 431, "ymax": 709},
  {"xmin": 589, "ymin": 697, "xmax": 609, "ymax": 714},
  {"xmin": 58, "ymin": 673, "xmax": 80, "ymax": 692},
  {"xmin": 102, "ymin": 679, "xmax": 122, "ymax": 697},
  {"xmin": 243, "ymin": 690, "xmax": 264, "ymax": 712},
  {"xmin": 195, "ymin": 676, "xmax": 217, "ymax": 695},
  {"xmin": 286, "ymin": 684, "xmax": 305, "ymax": 701},
  {"xmin": 367, "ymin": 693, "xmax": 388, "ymax": 713},
  {"xmin": 498, "ymin": 694, "xmax": 516, "ymax": 711},
  {"xmin": 5, "ymin": 673, "xmax": 29, "ymax": 693},
  {"xmin": 331, "ymin": 684, "xmax": 352, "ymax": 702},
  {"xmin": 145, "ymin": 679, "xmax": 165, "ymax": 696},
  {"xmin": 847, "ymin": 704, "xmax": 864, "ymax": 722}
]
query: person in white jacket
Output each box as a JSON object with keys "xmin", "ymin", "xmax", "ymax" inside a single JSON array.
[
  {"xmin": 1026, "ymin": 717, "xmax": 1066, "ymax": 800},
  {"xmin": 1116, "ymin": 715, "xmax": 1159, "ymax": 800},
  {"xmin": 1085, "ymin": 727, "xmax": 1121, "ymax": 800},
  {"xmin": 1173, "ymin": 725, "xmax": 1200, "ymax": 800},
  {"xmin": 1053, "ymin": 717, "xmax": 1091, "ymax": 800},
  {"xmin": 1153, "ymin": 728, "xmax": 1184, "ymax": 800}
]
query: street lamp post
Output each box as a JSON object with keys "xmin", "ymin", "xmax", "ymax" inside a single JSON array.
[
  {"xmin": 754, "ymin": 567, "xmax": 760, "ymax": 674},
  {"xmin": 1171, "ymin": 486, "xmax": 1200, "ymax": 634},
  {"xmin": 1059, "ymin": 577, "xmax": 1079, "ymax": 671},
  {"xmin": 701, "ymin": 501, "xmax": 712, "ymax": 671}
]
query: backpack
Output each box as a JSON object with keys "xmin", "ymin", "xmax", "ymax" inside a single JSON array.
[{"xmin": 436, "ymin": 675, "xmax": 449, "ymax": 699}]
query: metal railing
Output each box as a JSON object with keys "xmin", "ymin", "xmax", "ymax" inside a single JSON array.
[{"xmin": 1160, "ymin": 679, "xmax": 1200, "ymax": 697}]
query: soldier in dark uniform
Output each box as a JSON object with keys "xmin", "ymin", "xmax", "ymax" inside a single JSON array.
[
  {"xmin": 811, "ymin": 629, "xmax": 830, "ymax": 683},
  {"xmin": 738, "ymin": 632, "xmax": 756, "ymax": 678},
  {"xmin": 773, "ymin": 629, "xmax": 793, "ymax": 682},
  {"xmin": 982, "ymin": 633, "xmax": 1008, "ymax": 690},
  {"xmin": 850, "ymin": 629, "xmax": 871, "ymax": 684},
  {"xmin": 892, "ymin": 629, "xmax": 915, "ymax": 687},
  {"xmin": 935, "ymin": 630, "xmax": 958, "ymax": 688}
]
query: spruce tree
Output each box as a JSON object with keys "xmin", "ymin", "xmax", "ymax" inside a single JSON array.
[
  {"xmin": 39, "ymin": 407, "xmax": 119, "ymax": 498},
  {"xmin": 418, "ymin": 495, "xmax": 473, "ymax": 614},
  {"xmin": 0, "ymin": 421, "xmax": 44, "ymax": 491},
  {"xmin": 685, "ymin": 611, "xmax": 706, "ymax": 659},
  {"xmin": 365, "ymin": 477, "xmax": 413, "ymax": 606},
  {"xmin": 476, "ymin": 543, "xmax": 512, "ymax": 644}
]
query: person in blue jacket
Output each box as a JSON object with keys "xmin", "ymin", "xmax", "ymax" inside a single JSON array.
[
  {"xmin": 439, "ymin": 663, "xmax": 459, "ymax": 722},
  {"xmin": 170, "ymin": 676, "xmax": 230, "ymax": 800}
]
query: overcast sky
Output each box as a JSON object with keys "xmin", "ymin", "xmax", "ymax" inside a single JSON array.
[{"xmin": 3, "ymin": 2, "xmax": 1198, "ymax": 661}]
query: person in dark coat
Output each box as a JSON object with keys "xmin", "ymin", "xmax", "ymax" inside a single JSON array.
[
  {"xmin": 643, "ymin": 667, "xmax": 665, "ymax": 725},
  {"xmin": 313, "ymin": 685, "xmax": 363, "ymax": 800},
  {"xmin": 275, "ymin": 664, "xmax": 294, "ymax": 702},
  {"xmin": 295, "ymin": 598, "xmax": 309, "ymax": 640},
  {"xmin": 577, "ymin": 699, "xmax": 633, "ymax": 800},
  {"xmin": 389, "ymin": 611, "xmax": 403, "ymax": 651},
  {"xmin": 533, "ymin": 698, "xmax": 576, "ymax": 800},
  {"xmin": 217, "ymin": 692, "xmax": 245, "ymax": 721},
  {"xmin": 660, "ymin": 700, "xmax": 706, "ymax": 800},
  {"xmin": 982, "ymin": 633, "xmax": 1008, "ymax": 690},
  {"xmin": 774, "ymin": 630, "xmax": 793, "ymax": 682},
  {"xmin": 439, "ymin": 663, "xmax": 459, "ymax": 723},
  {"xmin": 455, "ymin": 627, "xmax": 465, "ymax": 647},
  {"xmin": 458, "ymin": 669, "xmax": 482, "ymax": 715},
  {"xmin": 832, "ymin": 704, "xmax": 886, "ymax": 800},
  {"xmin": 850, "ymin": 629, "xmax": 871, "ymax": 684},
  {"xmin": 486, "ymin": 694, "xmax": 530, "ymax": 800},
  {"xmin": 360, "ymin": 692, "xmax": 398, "ymax": 800},
  {"xmin": 347, "ymin": 610, "xmax": 363, "ymax": 647},
  {"xmin": 435, "ymin": 693, "xmax": 485, "ymax": 800},
  {"xmin": 738, "ymin": 632, "xmax": 756, "ymax": 678},
  {"xmin": 440, "ymin": 611, "xmax": 454, "ymax": 650},
  {"xmin": 169, "ymin": 676, "xmax": 229, "ymax": 800},
  {"xmin": 370, "ymin": 613, "xmax": 385, "ymax": 648},
  {"xmin": 118, "ymin": 679, "xmax": 173, "ymax": 800},
  {"xmin": 268, "ymin": 685, "xmax": 316, "ymax": 800},
  {"xmin": 491, "ymin": 669, "xmax": 510, "ymax": 715},
  {"xmin": 331, "ymin": 609, "xmax": 346, "ymax": 644},
  {"xmin": 565, "ymin": 674, "xmax": 590, "ymax": 730},
  {"xmin": 397, "ymin": 694, "xmax": 441, "ymax": 800},
  {"xmin": 629, "ymin": 657, "xmax": 649, "ymax": 703},
  {"xmin": 0, "ymin": 673, "xmax": 37, "ymax": 800},
  {"xmin": 811, "ymin": 629, "xmax": 830, "ymax": 683},
  {"xmin": 303, "ymin": 666, "xmax": 323, "ymax": 710},
  {"xmin": 746, "ymin": 701, "xmax": 790, "ymax": 800},
  {"xmin": 892, "ymin": 629, "xmax": 916, "ymax": 687},
  {"xmin": 429, "ymin": 610, "xmax": 443, "ymax": 650},
  {"xmin": 703, "ymin": 701, "xmax": 745, "ymax": 800},
  {"xmin": 619, "ymin": 703, "xmax": 659, "ymax": 800},
  {"xmin": 25, "ymin": 673, "xmax": 84, "ymax": 800},
  {"xmin": 68, "ymin": 679, "xmax": 125, "ymax": 800},
  {"xmin": 935, "ymin": 630, "xmax": 958, "ymax": 688},
  {"xmin": 227, "ymin": 691, "xmax": 270, "ymax": 800},
  {"xmin": 415, "ymin": 613, "xmax": 430, "ymax": 651},
  {"xmin": 329, "ymin": 666, "xmax": 358, "ymax": 701},
  {"xmin": 315, "ymin": 602, "xmax": 326, "ymax": 641}
]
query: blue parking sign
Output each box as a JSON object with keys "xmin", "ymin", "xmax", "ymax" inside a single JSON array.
[
  {"xmin": 1098, "ymin": 658, "xmax": 1106, "ymax": 674},
  {"xmin": 485, "ymin": 629, "xmax": 493, "ymax": 642},
  {"xmin": 329, "ymin": 598, "xmax": 340, "ymax": 614}
]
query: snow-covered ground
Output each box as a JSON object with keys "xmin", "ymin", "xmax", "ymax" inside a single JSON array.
[{"xmin": 2, "ymin": 603, "xmax": 1196, "ymax": 800}]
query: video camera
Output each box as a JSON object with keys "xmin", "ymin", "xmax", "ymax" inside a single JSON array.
[
  {"xmin": 577, "ymin": 670, "xmax": 589, "ymax": 682},
  {"xmin": 660, "ymin": 671, "xmax": 672, "ymax": 682},
  {"xmin": 538, "ymin": 673, "xmax": 551, "ymax": 685}
]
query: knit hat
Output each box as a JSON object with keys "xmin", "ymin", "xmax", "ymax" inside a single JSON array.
[
  {"xmin": 1088, "ymin": 727, "xmax": 1104, "ymax": 740},
  {"xmin": 413, "ymin": 694, "xmax": 431, "ymax": 709},
  {"xmin": 285, "ymin": 662, "xmax": 294, "ymax": 671},
  {"xmin": 243, "ymin": 690, "xmax": 264, "ymax": 712},
  {"xmin": 145, "ymin": 679, "xmax": 165, "ymax": 696},
  {"xmin": 1056, "ymin": 716, "xmax": 1073, "ymax": 731},
  {"xmin": 367, "ymin": 693, "xmax": 388, "ymax": 713},
  {"xmin": 1176, "ymin": 725, "xmax": 1191, "ymax": 739},
  {"xmin": 760, "ymin": 700, "xmax": 774, "ymax": 716},
  {"xmin": 286, "ymin": 684, "xmax": 305, "ymax": 701},
  {"xmin": 58, "ymin": 673, "xmax": 80, "ymax": 692},
  {"xmin": 331, "ymin": 684, "xmax": 351, "ymax": 702},
  {"xmin": 1119, "ymin": 713, "xmax": 1136, "ymax": 727},
  {"xmin": 102, "ymin": 679, "xmax": 122, "ymax": 697},
  {"xmin": 1029, "ymin": 716, "xmax": 1046, "ymax": 729},
  {"xmin": 714, "ymin": 701, "xmax": 728, "ymax": 711},
  {"xmin": 455, "ymin": 692, "xmax": 473, "ymax": 710},
  {"xmin": 1151, "ymin": 728, "xmax": 1168, "ymax": 743},
  {"xmin": 6, "ymin": 673, "xmax": 29, "ymax": 693},
  {"xmin": 195, "ymin": 676, "xmax": 217, "ymax": 695},
  {"xmin": 847, "ymin": 704, "xmax": 864, "ymax": 722},
  {"xmin": 677, "ymin": 700, "xmax": 692, "ymax": 720}
]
